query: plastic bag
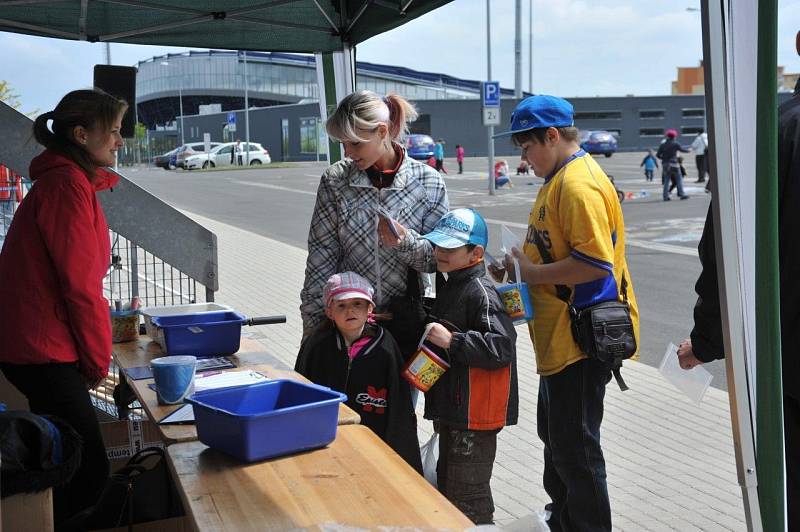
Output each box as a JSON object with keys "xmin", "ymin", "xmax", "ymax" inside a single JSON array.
[{"xmin": 419, "ymin": 432, "xmax": 439, "ymax": 488}]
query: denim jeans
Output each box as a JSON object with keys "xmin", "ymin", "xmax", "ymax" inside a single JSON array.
[
  {"xmin": 538, "ymin": 358, "xmax": 612, "ymax": 532},
  {"xmin": 662, "ymin": 165, "xmax": 686, "ymax": 200}
]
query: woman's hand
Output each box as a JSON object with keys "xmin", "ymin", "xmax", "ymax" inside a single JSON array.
[
  {"xmin": 378, "ymin": 217, "xmax": 407, "ymax": 248},
  {"xmin": 426, "ymin": 322, "xmax": 453, "ymax": 349}
]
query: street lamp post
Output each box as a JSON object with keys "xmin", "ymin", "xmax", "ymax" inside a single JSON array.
[
  {"xmin": 487, "ymin": 0, "xmax": 496, "ymax": 196},
  {"xmin": 242, "ymin": 50, "xmax": 251, "ymax": 165},
  {"xmin": 161, "ymin": 60, "xmax": 185, "ymax": 146}
]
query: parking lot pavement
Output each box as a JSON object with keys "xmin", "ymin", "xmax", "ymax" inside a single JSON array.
[{"xmin": 179, "ymin": 208, "xmax": 746, "ymax": 531}]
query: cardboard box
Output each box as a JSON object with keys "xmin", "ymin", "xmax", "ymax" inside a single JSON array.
[{"xmin": 99, "ymin": 419, "xmax": 164, "ymax": 471}]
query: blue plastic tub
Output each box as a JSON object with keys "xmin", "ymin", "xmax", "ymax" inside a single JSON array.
[
  {"xmin": 186, "ymin": 380, "xmax": 347, "ymax": 462},
  {"xmin": 150, "ymin": 311, "xmax": 246, "ymax": 357}
]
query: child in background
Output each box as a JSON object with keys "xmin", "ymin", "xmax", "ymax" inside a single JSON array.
[
  {"xmin": 295, "ymin": 272, "xmax": 422, "ymax": 472},
  {"xmin": 419, "ymin": 208, "xmax": 518, "ymax": 525},
  {"xmin": 670, "ymin": 156, "xmax": 688, "ymax": 195},
  {"xmin": 640, "ymin": 149, "xmax": 658, "ymax": 182},
  {"xmin": 456, "ymin": 144, "xmax": 465, "ymax": 174},
  {"xmin": 494, "ymin": 159, "xmax": 513, "ymax": 188}
]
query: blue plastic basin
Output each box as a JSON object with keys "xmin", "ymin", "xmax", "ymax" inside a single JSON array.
[
  {"xmin": 186, "ymin": 380, "xmax": 347, "ymax": 462},
  {"xmin": 151, "ymin": 311, "xmax": 246, "ymax": 356}
]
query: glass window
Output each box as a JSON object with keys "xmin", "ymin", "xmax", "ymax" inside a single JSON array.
[
  {"xmin": 682, "ymin": 126, "xmax": 705, "ymax": 135},
  {"xmin": 639, "ymin": 128, "xmax": 665, "ymax": 137},
  {"xmin": 300, "ymin": 117, "xmax": 318, "ymax": 154},
  {"xmin": 574, "ymin": 111, "xmax": 622, "ymax": 120},
  {"xmin": 640, "ymin": 109, "xmax": 665, "ymax": 119},
  {"xmin": 682, "ymin": 108, "xmax": 705, "ymax": 118},
  {"xmin": 281, "ymin": 118, "xmax": 289, "ymax": 160}
]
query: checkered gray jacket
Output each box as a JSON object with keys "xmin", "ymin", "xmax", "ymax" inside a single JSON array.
[{"xmin": 300, "ymin": 154, "xmax": 449, "ymax": 330}]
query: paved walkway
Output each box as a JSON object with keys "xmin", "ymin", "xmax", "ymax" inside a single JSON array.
[{"xmin": 187, "ymin": 210, "xmax": 747, "ymax": 531}]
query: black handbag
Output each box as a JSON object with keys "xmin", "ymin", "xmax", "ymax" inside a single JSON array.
[
  {"xmin": 86, "ymin": 446, "xmax": 182, "ymax": 531},
  {"xmin": 533, "ymin": 233, "xmax": 636, "ymax": 391}
]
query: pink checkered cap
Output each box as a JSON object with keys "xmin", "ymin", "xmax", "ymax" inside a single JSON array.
[{"xmin": 323, "ymin": 272, "xmax": 375, "ymax": 307}]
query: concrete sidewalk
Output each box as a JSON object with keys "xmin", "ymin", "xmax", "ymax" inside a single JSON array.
[{"xmin": 188, "ymin": 210, "xmax": 746, "ymax": 531}]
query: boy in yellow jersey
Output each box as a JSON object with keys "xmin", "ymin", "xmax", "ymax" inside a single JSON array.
[{"xmin": 494, "ymin": 95, "xmax": 639, "ymax": 532}]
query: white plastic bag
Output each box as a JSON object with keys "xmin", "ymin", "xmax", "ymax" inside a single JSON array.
[{"xmin": 419, "ymin": 432, "xmax": 439, "ymax": 488}]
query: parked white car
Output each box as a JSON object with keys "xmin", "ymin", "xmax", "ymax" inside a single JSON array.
[
  {"xmin": 185, "ymin": 142, "xmax": 271, "ymax": 169},
  {"xmin": 175, "ymin": 141, "xmax": 222, "ymax": 168}
]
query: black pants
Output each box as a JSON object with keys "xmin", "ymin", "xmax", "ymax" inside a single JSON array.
[
  {"xmin": 695, "ymin": 154, "xmax": 707, "ymax": 181},
  {"xmin": 1, "ymin": 363, "xmax": 109, "ymax": 525},
  {"xmin": 538, "ymin": 358, "xmax": 612, "ymax": 532},
  {"xmin": 458, "ymin": 161, "xmax": 463, "ymax": 174},
  {"xmin": 435, "ymin": 158, "xmax": 444, "ymax": 172},
  {"xmin": 786, "ymin": 394, "xmax": 800, "ymax": 530},
  {"xmin": 437, "ymin": 425, "xmax": 499, "ymax": 525}
]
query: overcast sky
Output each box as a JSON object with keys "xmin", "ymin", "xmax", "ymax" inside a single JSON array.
[{"xmin": 2, "ymin": 0, "xmax": 800, "ymax": 115}]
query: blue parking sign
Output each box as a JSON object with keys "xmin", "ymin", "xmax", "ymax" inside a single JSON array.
[
  {"xmin": 482, "ymin": 81, "xmax": 500, "ymax": 107},
  {"xmin": 227, "ymin": 112, "xmax": 236, "ymax": 125}
]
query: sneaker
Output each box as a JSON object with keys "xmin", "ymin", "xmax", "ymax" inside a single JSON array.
[
  {"xmin": 680, "ymin": 195, "xmax": 690, "ymax": 200},
  {"xmin": 663, "ymin": 198, "xmax": 671, "ymax": 201}
]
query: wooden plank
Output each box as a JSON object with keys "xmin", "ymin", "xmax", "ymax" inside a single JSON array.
[
  {"xmin": 167, "ymin": 425, "xmax": 473, "ymax": 531},
  {"xmin": 1, "ymin": 489, "xmax": 53, "ymax": 532},
  {"xmin": 113, "ymin": 336, "xmax": 360, "ymax": 444}
]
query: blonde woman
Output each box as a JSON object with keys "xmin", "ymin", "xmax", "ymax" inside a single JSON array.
[{"xmin": 300, "ymin": 90, "xmax": 448, "ymax": 359}]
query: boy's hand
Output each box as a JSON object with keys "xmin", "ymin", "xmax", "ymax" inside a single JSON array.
[
  {"xmin": 426, "ymin": 322, "xmax": 453, "ymax": 349},
  {"xmin": 510, "ymin": 247, "xmax": 537, "ymax": 284}
]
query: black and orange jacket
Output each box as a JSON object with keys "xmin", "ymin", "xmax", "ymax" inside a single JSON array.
[{"xmin": 423, "ymin": 262, "xmax": 518, "ymax": 430}]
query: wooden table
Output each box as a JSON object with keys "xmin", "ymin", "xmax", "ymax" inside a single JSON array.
[
  {"xmin": 167, "ymin": 424, "xmax": 473, "ymax": 531},
  {"xmin": 112, "ymin": 336, "xmax": 361, "ymax": 444}
]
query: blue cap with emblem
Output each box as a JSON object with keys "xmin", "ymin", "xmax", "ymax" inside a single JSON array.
[
  {"xmin": 422, "ymin": 208, "xmax": 488, "ymax": 249},
  {"xmin": 493, "ymin": 95, "xmax": 574, "ymax": 138}
]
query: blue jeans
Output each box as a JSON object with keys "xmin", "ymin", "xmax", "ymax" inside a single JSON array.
[
  {"xmin": 538, "ymin": 358, "xmax": 612, "ymax": 532},
  {"xmin": 662, "ymin": 166, "xmax": 686, "ymax": 200}
]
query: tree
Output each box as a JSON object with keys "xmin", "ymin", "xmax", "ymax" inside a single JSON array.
[
  {"xmin": 0, "ymin": 80, "xmax": 38, "ymax": 117},
  {"xmin": 0, "ymin": 80, "xmax": 22, "ymax": 110}
]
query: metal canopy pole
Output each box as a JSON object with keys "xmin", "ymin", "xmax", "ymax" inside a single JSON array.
[{"xmin": 701, "ymin": 0, "xmax": 762, "ymax": 529}]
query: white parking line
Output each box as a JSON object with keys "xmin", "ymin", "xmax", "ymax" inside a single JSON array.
[
  {"xmin": 482, "ymin": 218, "xmax": 697, "ymax": 257},
  {"xmin": 235, "ymin": 181, "xmax": 317, "ymax": 196}
]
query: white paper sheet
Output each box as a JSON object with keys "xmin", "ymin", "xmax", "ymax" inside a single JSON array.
[
  {"xmin": 658, "ymin": 343, "xmax": 713, "ymax": 402},
  {"xmin": 193, "ymin": 370, "xmax": 268, "ymax": 392}
]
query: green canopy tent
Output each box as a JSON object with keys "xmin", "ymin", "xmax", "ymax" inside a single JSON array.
[
  {"xmin": 0, "ymin": 0, "xmax": 451, "ymax": 52},
  {"xmin": 0, "ymin": 0, "xmax": 453, "ymax": 160},
  {"xmin": 0, "ymin": 2, "xmax": 788, "ymax": 529}
]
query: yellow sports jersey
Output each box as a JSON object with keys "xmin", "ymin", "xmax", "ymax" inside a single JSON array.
[{"xmin": 523, "ymin": 150, "xmax": 640, "ymax": 376}]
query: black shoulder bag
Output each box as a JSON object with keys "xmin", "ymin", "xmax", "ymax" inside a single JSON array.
[
  {"xmin": 86, "ymin": 446, "xmax": 183, "ymax": 530},
  {"xmin": 533, "ymin": 233, "xmax": 636, "ymax": 391}
]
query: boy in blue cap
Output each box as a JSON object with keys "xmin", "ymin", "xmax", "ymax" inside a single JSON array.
[
  {"xmin": 494, "ymin": 95, "xmax": 640, "ymax": 531},
  {"xmin": 420, "ymin": 208, "xmax": 518, "ymax": 525}
]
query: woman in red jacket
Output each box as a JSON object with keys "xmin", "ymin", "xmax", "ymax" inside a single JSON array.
[{"xmin": 0, "ymin": 89, "xmax": 127, "ymax": 527}]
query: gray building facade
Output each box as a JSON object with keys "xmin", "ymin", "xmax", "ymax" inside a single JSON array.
[{"xmin": 178, "ymin": 93, "xmax": 795, "ymax": 162}]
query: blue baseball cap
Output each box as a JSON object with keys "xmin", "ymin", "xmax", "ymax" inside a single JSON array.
[
  {"xmin": 493, "ymin": 95, "xmax": 574, "ymax": 138},
  {"xmin": 423, "ymin": 208, "xmax": 488, "ymax": 249}
]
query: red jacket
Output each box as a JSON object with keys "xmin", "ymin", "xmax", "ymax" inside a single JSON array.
[{"xmin": 0, "ymin": 150, "xmax": 118, "ymax": 382}]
